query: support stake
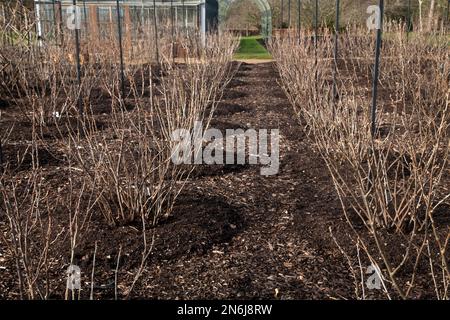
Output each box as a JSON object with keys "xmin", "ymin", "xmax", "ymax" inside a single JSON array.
[
  {"xmin": 370, "ymin": 0, "xmax": 384, "ymax": 138},
  {"xmin": 116, "ymin": 0, "xmax": 125, "ymax": 98}
]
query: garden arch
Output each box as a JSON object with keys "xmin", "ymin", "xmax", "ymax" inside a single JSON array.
[{"xmin": 218, "ymin": 0, "xmax": 272, "ymax": 38}]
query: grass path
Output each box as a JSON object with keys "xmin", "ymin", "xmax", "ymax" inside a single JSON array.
[{"xmin": 234, "ymin": 36, "xmax": 272, "ymax": 60}]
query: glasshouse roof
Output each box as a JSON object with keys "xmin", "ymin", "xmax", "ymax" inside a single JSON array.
[
  {"xmin": 34, "ymin": 0, "xmax": 272, "ymax": 38},
  {"xmin": 35, "ymin": 0, "xmax": 207, "ymax": 5}
]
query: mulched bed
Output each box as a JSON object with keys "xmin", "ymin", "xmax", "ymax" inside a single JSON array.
[{"xmin": 0, "ymin": 62, "xmax": 447, "ymax": 300}]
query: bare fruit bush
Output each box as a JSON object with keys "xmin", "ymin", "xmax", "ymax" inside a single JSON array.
[
  {"xmin": 271, "ymin": 27, "xmax": 449, "ymax": 299},
  {"xmin": 0, "ymin": 171, "xmax": 61, "ymax": 299},
  {"xmin": 0, "ymin": 2, "xmax": 238, "ymax": 299},
  {"xmin": 62, "ymin": 33, "xmax": 237, "ymax": 226}
]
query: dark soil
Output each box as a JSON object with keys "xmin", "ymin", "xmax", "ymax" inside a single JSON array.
[
  {"xmin": 116, "ymin": 62, "xmax": 356, "ymax": 299},
  {"xmin": 122, "ymin": 62, "xmax": 358, "ymax": 299}
]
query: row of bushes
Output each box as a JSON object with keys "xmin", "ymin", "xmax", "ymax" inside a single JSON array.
[{"xmin": 271, "ymin": 24, "xmax": 449, "ymax": 299}]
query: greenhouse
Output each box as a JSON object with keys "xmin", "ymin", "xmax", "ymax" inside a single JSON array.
[
  {"xmin": 33, "ymin": 0, "xmax": 272, "ymax": 41},
  {"xmin": 34, "ymin": 0, "xmax": 213, "ymax": 38}
]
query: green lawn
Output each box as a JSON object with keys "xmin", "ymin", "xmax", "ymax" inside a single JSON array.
[{"xmin": 234, "ymin": 36, "xmax": 272, "ymax": 60}]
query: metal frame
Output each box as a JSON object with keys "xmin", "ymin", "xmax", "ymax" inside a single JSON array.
[{"xmin": 218, "ymin": 0, "xmax": 272, "ymax": 39}]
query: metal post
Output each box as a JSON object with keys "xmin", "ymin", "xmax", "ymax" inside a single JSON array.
[
  {"xmin": 182, "ymin": 0, "xmax": 186, "ymax": 32},
  {"xmin": 371, "ymin": 0, "xmax": 384, "ymax": 138},
  {"xmin": 73, "ymin": 0, "xmax": 83, "ymax": 116},
  {"xmin": 116, "ymin": 0, "xmax": 125, "ymax": 98},
  {"xmin": 35, "ymin": 0, "xmax": 43, "ymax": 46},
  {"xmin": 171, "ymin": 0, "xmax": 175, "ymax": 62},
  {"xmin": 140, "ymin": 0, "xmax": 144, "ymax": 28},
  {"xmin": 310, "ymin": 0, "xmax": 319, "ymax": 98},
  {"xmin": 407, "ymin": 0, "xmax": 411, "ymax": 40},
  {"xmin": 447, "ymin": 0, "xmax": 450, "ymax": 27},
  {"xmin": 314, "ymin": 0, "xmax": 319, "ymax": 88},
  {"xmin": 297, "ymin": 0, "xmax": 301, "ymax": 40},
  {"xmin": 314, "ymin": 0, "xmax": 318, "ymax": 46},
  {"xmin": 281, "ymin": 0, "xmax": 284, "ymax": 28},
  {"xmin": 82, "ymin": 0, "xmax": 88, "ymax": 33},
  {"xmin": 200, "ymin": 2, "xmax": 206, "ymax": 46},
  {"xmin": 153, "ymin": 0, "xmax": 159, "ymax": 63},
  {"xmin": 332, "ymin": 0, "xmax": 340, "ymax": 105},
  {"xmin": 0, "ymin": 137, "xmax": 3, "ymax": 172},
  {"xmin": 52, "ymin": 0, "xmax": 57, "ymax": 42},
  {"xmin": 58, "ymin": 0, "xmax": 64, "ymax": 45},
  {"xmin": 288, "ymin": 0, "xmax": 291, "ymax": 29},
  {"xmin": 197, "ymin": 4, "xmax": 200, "ymax": 31}
]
